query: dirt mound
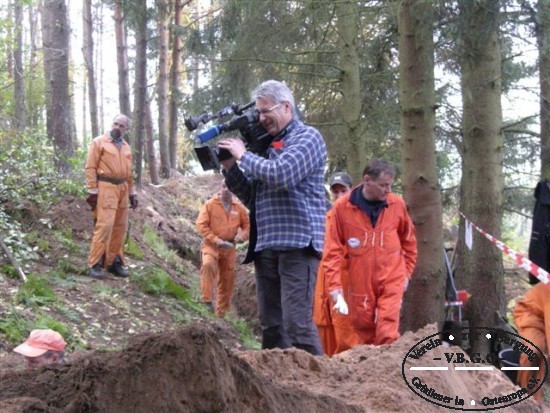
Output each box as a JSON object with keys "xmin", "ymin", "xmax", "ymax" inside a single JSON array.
[
  {"xmin": 0, "ymin": 323, "xmax": 541, "ymax": 413},
  {"xmin": 0, "ymin": 323, "xmax": 357, "ymax": 413}
]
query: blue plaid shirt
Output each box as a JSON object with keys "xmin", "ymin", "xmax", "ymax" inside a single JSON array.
[{"xmin": 224, "ymin": 119, "xmax": 327, "ymax": 254}]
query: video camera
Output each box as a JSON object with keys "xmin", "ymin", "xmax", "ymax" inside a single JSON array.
[{"xmin": 185, "ymin": 101, "xmax": 273, "ymax": 171}]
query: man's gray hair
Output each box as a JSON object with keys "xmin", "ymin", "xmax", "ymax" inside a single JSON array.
[{"xmin": 251, "ymin": 80, "xmax": 296, "ymax": 116}]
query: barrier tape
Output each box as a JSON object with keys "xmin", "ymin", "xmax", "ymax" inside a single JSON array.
[{"xmin": 459, "ymin": 212, "xmax": 549, "ymax": 284}]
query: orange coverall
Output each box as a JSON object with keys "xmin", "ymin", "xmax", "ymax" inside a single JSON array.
[
  {"xmin": 196, "ymin": 195, "xmax": 249, "ymax": 318},
  {"xmin": 313, "ymin": 210, "xmax": 360, "ymax": 356},
  {"xmin": 513, "ymin": 282, "xmax": 550, "ymax": 401},
  {"xmin": 323, "ymin": 192, "xmax": 417, "ymax": 346},
  {"xmin": 85, "ymin": 133, "xmax": 134, "ymax": 268}
]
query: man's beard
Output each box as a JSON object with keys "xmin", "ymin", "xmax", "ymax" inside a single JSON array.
[{"xmin": 111, "ymin": 129, "xmax": 122, "ymax": 140}]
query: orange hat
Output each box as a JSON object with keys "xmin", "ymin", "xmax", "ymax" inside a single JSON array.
[{"xmin": 13, "ymin": 329, "xmax": 66, "ymax": 357}]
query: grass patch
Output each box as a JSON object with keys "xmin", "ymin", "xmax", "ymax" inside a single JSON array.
[
  {"xmin": 1, "ymin": 264, "xmax": 19, "ymax": 279},
  {"xmin": 225, "ymin": 314, "xmax": 261, "ymax": 350},
  {"xmin": 48, "ymin": 271, "xmax": 80, "ymax": 288},
  {"xmin": 91, "ymin": 282, "xmax": 123, "ymax": 299},
  {"xmin": 131, "ymin": 268, "xmax": 204, "ymax": 313},
  {"xmin": 143, "ymin": 225, "xmax": 179, "ymax": 265},
  {"xmin": 56, "ymin": 257, "xmax": 82, "ymax": 275},
  {"xmin": 125, "ymin": 236, "xmax": 144, "ymax": 260},
  {"xmin": 132, "ymin": 267, "xmax": 188, "ymax": 299},
  {"xmin": 0, "ymin": 308, "xmax": 31, "ymax": 345},
  {"xmin": 15, "ymin": 274, "xmax": 58, "ymax": 307},
  {"xmin": 53, "ymin": 230, "xmax": 82, "ymax": 254}
]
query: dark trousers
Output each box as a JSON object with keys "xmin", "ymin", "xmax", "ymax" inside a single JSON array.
[{"xmin": 254, "ymin": 248, "xmax": 323, "ymax": 355}]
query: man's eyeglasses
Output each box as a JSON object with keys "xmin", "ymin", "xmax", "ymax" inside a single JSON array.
[
  {"xmin": 113, "ymin": 122, "xmax": 127, "ymax": 129},
  {"xmin": 258, "ymin": 103, "xmax": 282, "ymax": 116}
]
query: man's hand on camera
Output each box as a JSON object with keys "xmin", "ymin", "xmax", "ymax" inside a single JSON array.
[{"xmin": 218, "ymin": 138, "xmax": 246, "ymax": 161}]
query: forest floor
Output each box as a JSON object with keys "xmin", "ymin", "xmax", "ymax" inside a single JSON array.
[{"xmin": 0, "ymin": 172, "xmax": 547, "ymax": 412}]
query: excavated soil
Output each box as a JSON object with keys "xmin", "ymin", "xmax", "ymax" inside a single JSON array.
[{"xmin": 0, "ymin": 323, "xmax": 543, "ymax": 413}]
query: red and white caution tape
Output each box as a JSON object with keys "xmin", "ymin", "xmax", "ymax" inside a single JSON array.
[{"xmin": 460, "ymin": 212, "xmax": 549, "ymax": 284}]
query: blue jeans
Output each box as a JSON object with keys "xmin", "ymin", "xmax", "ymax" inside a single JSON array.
[{"xmin": 254, "ymin": 248, "xmax": 323, "ymax": 355}]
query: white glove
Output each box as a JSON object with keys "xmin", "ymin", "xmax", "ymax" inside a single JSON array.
[{"xmin": 333, "ymin": 293, "xmax": 349, "ymax": 315}]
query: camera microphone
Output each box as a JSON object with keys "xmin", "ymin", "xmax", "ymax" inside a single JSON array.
[{"xmin": 197, "ymin": 125, "xmax": 223, "ymax": 144}]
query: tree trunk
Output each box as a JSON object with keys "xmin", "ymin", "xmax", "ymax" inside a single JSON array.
[
  {"xmin": 538, "ymin": 0, "xmax": 550, "ymax": 180},
  {"xmin": 397, "ymin": 0, "xmax": 445, "ymax": 333},
  {"xmin": 168, "ymin": 0, "xmax": 182, "ymax": 170},
  {"xmin": 114, "ymin": 0, "xmax": 131, "ymax": 116},
  {"xmin": 146, "ymin": 94, "xmax": 160, "ymax": 185},
  {"xmin": 156, "ymin": 0, "xmax": 171, "ymax": 179},
  {"xmin": 334, "ymin": 0, "xmax": 364, "ymax": 182},
  {"xmin": 14, "ymin": 0, "xmax": 25, "ymax": 131},
  {"xmin": 82, "ymin": 74, "xmax": 87, "ymax": 140},
  {"xmin": 28, "ymin": 4, "xmax": 40, "ymax": 128},
  {"xmin": 95, "ymin": 1, "xmax": 104, "ymax": 125},
  {"xmin": 42, "ymin": 0, "xmax": 75, "ymax": 173},
  {"xmin": 82, "ymin": 0, "xmax": 99, "ymax": 137},
  {"xmin": 131, "ymin": 0, "xmax": 148, "ymax": 189},
  {"xmin": 457, "ymin": 0, "xmax": 505, "ymax": 355},
  {"xmin": 7, "ymin": 2, "xmax": 13, "ymax": 81}
]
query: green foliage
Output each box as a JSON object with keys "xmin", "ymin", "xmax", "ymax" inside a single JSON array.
[
  {"xmin": 1, "ymin": 263, "xmax": 19, "ymax": 279},
  {"xmin": 0, "ymin": 308, "xmax": 31, "ymax": 345},
  {"xmin": 56, "ymin": 257, "xmax": 82, "ymax": 275},
  {"xmin": 132, "ymin": 267, "xmax": 189, "ymax": 299},
  {"xmin": 0, "ymin": 132, "xmax": 86, "ymax": 265},
  {"xmin": 131, "ymin": 268, "xmax": 205, "ymax": 314},
  {"xmin": 125, "ymin": 236, "xmax": 144, "ymax": 260},
  {"xmin": 224, "ymin": 314, "xmax": 261, "ymax": 350},
  {"xmin": 143, "ymin": 224, "xmax": 179, "ymax": 265},
  {"xmin": 53, "ymin": 229, "xmax": 82, "ymax": 255},
  {"xmin": 91, "ymin": 283, "xmax": 123, "ymax": 300},
  {"xmin": 15, "ymin": 274, "xmax": 58, "ymax": 307}
]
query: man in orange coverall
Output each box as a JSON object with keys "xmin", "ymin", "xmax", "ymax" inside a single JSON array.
[
  {"xmin": 323, "ymin": 159, "xmax": 417, "ymax": 345},
  {"xmin": 313, "ymin": 172, "xmax": 357, "ymax": 356},
  {"xmin": 196, "ymin": 180, "xmax": 250, "ymax": 317},
  {"xmin": 513, "ymin": 282, "xmax": 550, "ymax": 402},
  {"xmin": 85, "ymin": 114, "xmax": 137, "ymax": 280}
]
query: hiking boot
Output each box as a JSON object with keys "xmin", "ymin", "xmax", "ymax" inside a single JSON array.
[
  {"xmin": 89, "ymin": 263, "xmax": 104, "ymax": 280},
  {"xmin": 107, "ymin": 261, "xmax": 129, "ymax": 278}
]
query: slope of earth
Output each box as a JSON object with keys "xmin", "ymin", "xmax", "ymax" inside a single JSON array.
[{"xmin": 0, "ymin": 172, "xmax": 258, "ymax": 366}]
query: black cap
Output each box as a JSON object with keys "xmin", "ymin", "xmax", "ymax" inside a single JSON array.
[{"xmin": 328, "ymin": 172, "xmax": 353, "ymax": 188}]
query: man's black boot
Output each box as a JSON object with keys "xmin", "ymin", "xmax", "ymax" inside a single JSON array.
[
  {"xmin": 89, "ymin": 263, "xmax": 104, "ymax": 280},
  {"xmin": 107, "ymin": 261, "xmax": 129, "ymax": 278}
]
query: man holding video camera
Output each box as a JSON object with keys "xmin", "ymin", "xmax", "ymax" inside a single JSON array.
[{"xmin": 218, "ymin": 80, "xmax": 326, "ymax": 355}]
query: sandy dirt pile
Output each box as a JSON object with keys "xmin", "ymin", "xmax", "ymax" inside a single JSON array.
[{"xmin": 0, "ymin": 323, "xmax": 541, "ymax": 413}]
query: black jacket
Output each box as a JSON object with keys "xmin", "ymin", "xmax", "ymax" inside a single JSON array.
[{"xmin": 528, "ymin": 180, "xmax": 550, "ymax": 284}]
